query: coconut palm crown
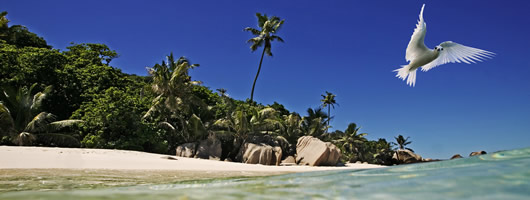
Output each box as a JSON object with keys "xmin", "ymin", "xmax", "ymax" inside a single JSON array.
[
  {"xmin": 143, "ymin": 53, "xmax": 202, "ymax": 120},
  {"xmin": 320, "ymin": 91, "xmax": 337, "ymax": 130},
  {"xmin": 392, "ymin": 134, "xmax": 414, "ymax": 152}
]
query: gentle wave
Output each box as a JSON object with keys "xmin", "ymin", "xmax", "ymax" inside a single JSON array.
[{"xmin": 2, "ymin": 147, "xmax": 529, "ymax": 200}]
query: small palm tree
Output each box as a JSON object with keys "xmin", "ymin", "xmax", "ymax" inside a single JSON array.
[
  {"xmin": 334, "ymin": 123, "xmax": 368, "ymax": 162},
  {"xmin": 280, "ymin": 113, "xmax": 303, "ymax": 145},
  {"xmin": 320, "ymin": 91, "xmax": 337, "ymax": 131},
  {"xmin": 392, "ymin": 134, "xmax": 414, "ymax": 152},
  {"xmin": 216, "ymin": 88, "xmax": 228, "ymax": 98},
  {"xmin": 301, "ymin": 108, "xmax": 329, "ymax": 138},
  {"xmin": 245, "ymin": 13, "xmax": 285, "ymax": 103},
  {"xmin": 0, "ymin": 84, "xmax": 83, "ymax": 146},
  {"xmin": 213, "ymin": 109, "xmax": 250, "ymax": 140},
  {"xmin": 143, "ymin": 53, "xmax": 202, "ymax": 119}
]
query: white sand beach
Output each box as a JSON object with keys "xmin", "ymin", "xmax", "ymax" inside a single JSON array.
[{"xmin": 0, "ymin": 146, "xmax": 384, "ymax": 173}]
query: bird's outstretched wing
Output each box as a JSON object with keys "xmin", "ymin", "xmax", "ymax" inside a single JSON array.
[
  {"xmin": 421, "ymin": 41, "xmax": 495, "ymax": 72},
  {"xmin": 405, "ymin": 4, "xmax": 429, "ymax": 62}
]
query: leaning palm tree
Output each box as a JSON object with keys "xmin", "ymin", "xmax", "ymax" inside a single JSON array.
[
  {"xmin": 245, "ymin": 13, "xmax": 285, "ymax": 103},
  {"xmin": 0, "ymin": 84, "xmax": 83, "ymax": 146},
  {"xmin": 320, "ymin": 91, "xmax": 337, "ymax": 131},
  {"xmin": 392, "ymin": 134, "xmax": 414, "ymax": 152}
]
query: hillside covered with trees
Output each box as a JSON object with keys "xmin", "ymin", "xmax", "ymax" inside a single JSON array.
[{"xmin": 0, "ymin": 11, "xmax": 409, "ymax": 165}]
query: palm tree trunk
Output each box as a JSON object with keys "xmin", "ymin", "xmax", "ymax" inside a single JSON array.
[
  {"xmin": 250, "ymin": 48, "xmax": 266, "ymax": 103},
  {"xmin": 327, "ymin": 106, "xmax": 331, "ymax": 127}
]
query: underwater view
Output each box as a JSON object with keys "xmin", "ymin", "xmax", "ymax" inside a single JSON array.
[{"xmin": 1, "ymin": 147, "xmax": 529, "ymax": 200}]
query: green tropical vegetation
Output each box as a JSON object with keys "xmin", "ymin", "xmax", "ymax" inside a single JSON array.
[
  {"xmin": 0, "ymin": 11, "xmax": 409, "ymax": 165},
  {"xmin": 393, "ymin": 134, "xmax": 414, "ymax": 152},
  {"xmin": 0, "ymin": 83, "xmax": 83, "ymax": 147}
]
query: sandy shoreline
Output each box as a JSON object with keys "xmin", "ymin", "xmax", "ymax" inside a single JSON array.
[{"xmin": 0, "ymin": 146, "xmax": 384, "ymax": 173}]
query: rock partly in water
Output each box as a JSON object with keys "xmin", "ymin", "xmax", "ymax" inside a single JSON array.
[
  {"xmin": 469, "ymin": 151, "xmax": 487, "ymax": 157},
  {"xmin": 237, "ymin": 143, "xmax": 282, "ymax": 165},
  {"xmin": 451, "ymin": 154, "xmax": 464, "ymax": 159},
  {"xmin": 195, "ymin": 134, "xmax": 222, "ymax": 160},
  {"xmin": 295, "ymin": 136, "xmax": 341, "ymax": 166},
  {"xmin": 392, "ymin": 149, "xmax": 423, "ymax": 164},
  {"xmin": 175, "ymin": 142, "xmax": 197, "ymax": 158}
]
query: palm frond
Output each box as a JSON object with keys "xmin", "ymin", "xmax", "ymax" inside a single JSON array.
[
  {"xmin": 213, "ymin": 118, "xmax": 230, "ymax": 126},
  {"xmin": 273, "ymin": 19, "xmax": 285, "ymax": 31},
  {"xmin": 0, "ymin": 103, "xmax": 15, "ymax": 135},
  {"xmin": 256, "ymin": 13, "xmax": 267, "ymax": 28},
  {"xmin": 188, "ymin": 114, "xmax": 208, "ymax": 141},
  {"xmin": 158, "ymin": 121, "xmax": 176, "ymax": 131},
  {"xmin": 270, "ymin": 35, "xmax": 284, "ymax": 43},
  {"xmin": 31, "ymin": 85, "xmax": 52, "ymax": 111},
  {"xmin": 24, "ymin": 112, "xmax": 55, "ymax": 133},
  {"xmin": 143, "ymin": 95, "xmax": 163, "ymax": 120},
  {"xmin": 244, "ymin": 27, "xmax": 261, "ymax": 35},
  {"xmin": 48, "ymin": 120, "xmax": 83, "ymax": 132}
]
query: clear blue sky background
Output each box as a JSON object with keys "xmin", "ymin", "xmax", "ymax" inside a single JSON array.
[{"xmin": 4, "ymin": 0, "xmax": 530, "ymax": 159}]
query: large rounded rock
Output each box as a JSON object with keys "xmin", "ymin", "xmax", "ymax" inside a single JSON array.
[
  {"xmin": 245, "ymin": 134, "xmax": 294, "ymax": 159},
  {"xmin": 237, "ymin": 143, "xmax": 282, "ymax": 165},
  {"xmin": 469, "ymin": 151, "xmax": 487, "ymax": 156},
  {"xmin": 195, "ymin": 134, "xmax": 222, "ymax": 160},
  {"xmin": 451, "ymin": 154, "xmax": 463, "ymax": 159},
  {"xmin": 295, "ymin": 136, "xmax": 341, "ymax": 166},
  {"xmin": 392, "ymin": 149, "xmax": 423, "ymax": 164},
  {"xmin": 280, "ymin": 156, "xmax": 296, "ymax": 166},
  {"xmin": 175, "ymin": 142, "xmax": 197, "ymax": 158}
]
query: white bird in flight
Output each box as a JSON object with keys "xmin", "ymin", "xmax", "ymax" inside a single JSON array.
[{"xmin": 394, "ymin": 4, "xmax": 495, "ymax": 87}]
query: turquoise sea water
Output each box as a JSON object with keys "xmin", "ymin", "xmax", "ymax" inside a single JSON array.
[{"xmin": 1, "ymin": 147, "xmax": 529, "ymax": 200}]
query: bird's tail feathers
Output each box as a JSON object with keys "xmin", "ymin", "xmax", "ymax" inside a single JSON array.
[{"xmin": 393, "ymin": 65, "xmax": 417, "ymax": 87}]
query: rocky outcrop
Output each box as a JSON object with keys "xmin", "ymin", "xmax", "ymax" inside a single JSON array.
[
  {"xmin": 195, "ymin": 134, "xmax": 223, "ymax": 160},
  {"xmin": 451, "ymin": 154, "xmax": 463, "ymax": 159},
  {"xmin": 245, "ymin": 134, "xmax": 294, "ymax": 159},
  {"xmin": 469, "ymin": 151, "xmax": 487, "ymax": 156},
  {"xmin": 295, "ymin": 136, "xmax": 341, "ymax": 166},
  {"xmin": 392, "ymin": 149, "xmax": 423, "ymax": 164},
  {"xmin": 175, "ymin": 142, "xmax": 197, "ymax": 158},
  {"xmin": 280, "ymin": 156, "xmax": 296, "ymax": 166},
  {"xmin": 237, "ymin": 143, "xmax": 282, "ymax": 165}
]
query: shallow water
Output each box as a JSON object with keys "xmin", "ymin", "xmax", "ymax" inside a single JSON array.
[{"xmin": 1, "ymin": 147, "xmax": 529, "ymax": 199}]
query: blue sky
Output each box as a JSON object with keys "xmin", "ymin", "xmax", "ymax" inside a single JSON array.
[{"xmin": 4, "ymin": 0, "xmax": 530, "ymax": 159}]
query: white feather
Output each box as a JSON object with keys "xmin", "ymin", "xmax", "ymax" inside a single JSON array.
[
  {"xmin": 421, "ymin": 41, "xmax": 495, "ymax": 72},
  {"xmin": 405, "ymin": 4, "xmax": 428, "ymax": 62}
]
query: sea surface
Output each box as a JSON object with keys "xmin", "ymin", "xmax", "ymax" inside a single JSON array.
[{"xmin": 1, "ymin": 147, "xmax": 529, "ymax": 200}]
